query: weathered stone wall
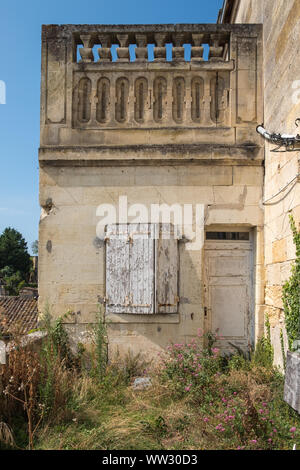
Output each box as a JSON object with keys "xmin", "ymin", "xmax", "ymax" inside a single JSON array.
[
  {"xmin": 233, "ymin": 0, "xmax": 300, "ymax": 367},
  {"xmin": 39, "ymin": 163, "xmax": 263, "ymax": 358},
  {"xmin": 39, "ymin": 24, "xmax": 264, "ymax": 360}
]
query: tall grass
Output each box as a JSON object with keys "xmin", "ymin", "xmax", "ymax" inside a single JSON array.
[{"xmin": 1, "ymin": 313, "xmax": 300, "ymax": 450}]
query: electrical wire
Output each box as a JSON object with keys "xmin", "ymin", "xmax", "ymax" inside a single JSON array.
[{"xmin": 263, "ymin": 173, "xmax": 300, "ymax": 205}]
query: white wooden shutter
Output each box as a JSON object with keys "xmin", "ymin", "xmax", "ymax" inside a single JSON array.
[
  {"xmin": 127, "ymin": 223, "xmax": 155, "ymax": 314},
  {"xmin": 105, "ymin": 223, "xmax": 155, "ymax": 314},
  {"xmin": 105, "ymin": 224, "xmax": 130, "ymax": 314},
  {"xmin": 155, "ymin": 224, "xmax": 179, "ymax": 314},
  {"xmin": 106, "ymin": 223, "xmax": 178, "ymax": 315}
]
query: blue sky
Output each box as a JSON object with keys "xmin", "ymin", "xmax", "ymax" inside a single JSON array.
[{"xmin": 0, "ymin": 0, "xmax": 223, "ymax": 254}]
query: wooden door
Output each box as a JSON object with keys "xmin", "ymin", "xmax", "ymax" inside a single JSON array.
[{"xmin": 204, "ymin": 236, "xmax": 253, "ymax": 354}]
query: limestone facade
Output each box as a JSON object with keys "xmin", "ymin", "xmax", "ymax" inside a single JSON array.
[
  {"xmin": 39, "ymin": 24, "xmax": 264, "ymax": 359},
  {"xmin": 219, "ymin": 0, "xmax": 300, "ymax": 368}
]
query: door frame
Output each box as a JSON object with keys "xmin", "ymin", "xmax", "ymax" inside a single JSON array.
[{"xmin": 203, "ymin": 226, "xmax": 254, "ymax": 353}]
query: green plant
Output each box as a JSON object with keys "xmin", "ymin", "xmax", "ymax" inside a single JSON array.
[
  {"xmin": 160, "ymin": 332, "xmax": 223, "ymax": 398},
  {"xmin": 91, "ymin": 306, "xmax": 108, "ymax": 382},
  {"xmin": 282, "ymin": 214, "xmax": 300, "ymax": 350},
  {"xmin": 280, "ymin": 329, "xmax": 286, "ymax": 371},
  {"xmin": 38, "ymin": 306, "xmax": 74, "ymax": 415},
  {"xmin": 252, "ymin": 315, "xmax": 274, "ymax": 368},
  {"xmin": 141, "ymin": 415, "xmax": 168, "ymax": 439},
  {"xmin": 227, "ymin": 353, "xmax": 251, "ymax": 371},
  {"xmin": 0, "ymin": 266, "xmax": 24, "ymax": 296}
]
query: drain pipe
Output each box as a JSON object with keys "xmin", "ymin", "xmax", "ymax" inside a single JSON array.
[{"xmin": 256, "ymin": 119, "xmax": 300, "ymax": 150}]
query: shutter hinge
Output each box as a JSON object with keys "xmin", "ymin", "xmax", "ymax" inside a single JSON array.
[{"xmin": 159, "ymin": 295, "xmax": 180, "ymax": 307}]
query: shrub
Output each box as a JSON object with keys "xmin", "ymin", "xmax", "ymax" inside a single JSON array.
[
  {"xmin": 282, "ymin": 214, "xmax": 300, "ymax": 350},
  {"xmin": 90, "ymin": 307, "xmax": 108, "ymax": 382},
  {"xmin": 252, "ymin": 315, "xmax": 274, "ymax": 368},
  {"xmin": 227, "ymin": 354, "xmax": 250, "ymax": 371},
  {"xmin": 160, "ymin": 331, "xmax": 223, "ymax": 398}
]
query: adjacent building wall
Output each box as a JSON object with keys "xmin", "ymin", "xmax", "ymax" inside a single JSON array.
[{"xmin": 223, "ymin": 0, "xmax": 300, "ymax": 367}]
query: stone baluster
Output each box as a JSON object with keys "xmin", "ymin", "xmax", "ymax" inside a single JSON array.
[
  {"xmin": 98, "ymin": 34, "xmax": 112, "ymax": 62},
  {"xmin": 79, "ymin": 34, "xmax": 94, "ymax": 63},
  {"xmin": 116, "ymin": 34, "xmax": 130, "ymax": 62},
  {"xmin": 172, "ymin": 33, "xmax": 186, "ymax": 60},
  {"xmin": 209, "ymin": 34, "xmax": 224, "ymax": 61},
  {"xmin": 154, "ymin": 33, "xmax": 168, "ymax": 62},
  {"xmin": 191, "ymin": 34, "xmax": 204, "ymax": 62},
  {"xmin": 135, "ymin": 34, "xmax": 148, "ymax": 62}
]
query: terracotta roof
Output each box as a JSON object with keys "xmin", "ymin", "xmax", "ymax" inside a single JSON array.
[{"xmin": 0, "ymin": 296, "xmax": 38, "ymax": 335}]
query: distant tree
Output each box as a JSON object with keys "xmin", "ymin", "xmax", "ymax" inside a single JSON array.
[
  {"xmin": 0, "ymin": 267, "xmax": 24, "ymax": 296},
  {"xmin": 0, "ymin": 228, "xmax": 31, "ymax": 280},
  {"xmin": 31, "ymin": 240, "xmax": 39, "ymax": 255}
]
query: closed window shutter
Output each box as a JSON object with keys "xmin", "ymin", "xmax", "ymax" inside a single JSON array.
[
  {"xmin": 105, "ymin": 223, "xmax": 155, "ymax": 314},
  {"xmin": 128, "ymin": 223, "xmax": 155, "ymax": 314},
  {"xmin": 105, "ymin": 223, "xmax": 178, "ymax": 315},
  {"xmin": 105, "ymin": 224, "xmax": 130, "ymax": 314},
  {"xmin": 156, "ymin": 224, "xmax": 179, "ymax": 314}
]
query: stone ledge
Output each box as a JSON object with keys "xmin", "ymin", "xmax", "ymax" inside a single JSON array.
[
  {"xmin": 106, "ymin": 313, "xmax": 180, "ymax": 324},
  {"xmin": 74, "ymin": 60, "xmax": 236, "ymax": 72},
  {"xmin": 39, "ymin": 143, "xmax": 263, "ymax": 167},
  {"xmin": 43, "ymin": 23, "xmax": 263, "ymax": 39}
]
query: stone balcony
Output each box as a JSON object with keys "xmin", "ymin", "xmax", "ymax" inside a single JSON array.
[{"xmin": 40, "ymin": 24, "xmax": 263, "ymax": 165}]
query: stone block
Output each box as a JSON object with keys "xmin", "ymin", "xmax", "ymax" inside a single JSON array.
[
  {"xmin": 233, "ymin": 166, "xmax": 263, "ymax": 185},
  {"xmin": 265, "ymin": 285, "xmax": 283, "ymax": 309},
  {"xmin": 272, "ymin": 238, "xmax": 287, "ymax": 263}
]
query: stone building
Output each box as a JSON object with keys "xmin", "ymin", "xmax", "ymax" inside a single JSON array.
[
  {"xmin": 219, "ymin": 0, "xmax": 300, "ymax": 367},
  {"xmin": 39, "ymin": 22, "xmax": 266, "ymax": 360}
]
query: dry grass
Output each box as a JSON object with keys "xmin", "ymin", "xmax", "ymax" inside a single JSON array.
[
  {"xmin": 0, "ymin": 421, "xmax": 15, "ymax": 448},
  {"xmin": 1, "ymin": 327, "xmax": 300, "ymax": 451}
]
